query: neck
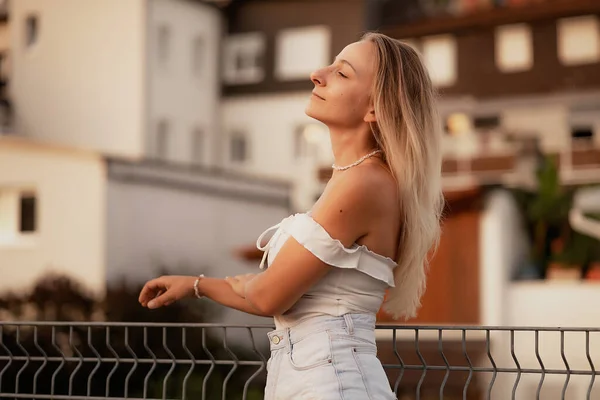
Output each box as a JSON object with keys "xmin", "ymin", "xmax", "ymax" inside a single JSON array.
[{"xmin": 329, "ymin": 125, "xmax": 379, "ymax": 167}]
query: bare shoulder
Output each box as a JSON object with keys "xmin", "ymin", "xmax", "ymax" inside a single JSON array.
[
  {"xmin": 311, "ymin": 162, "xmax": 398, "ymax": 247},
  {"xmin": 329, "ymin": 162, "xmax": 397, "ymax": 212}
]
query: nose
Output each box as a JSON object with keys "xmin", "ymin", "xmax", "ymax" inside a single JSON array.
[{"xmin": 310, "ymin": 69, "xmax": 325, "ymax": 87}]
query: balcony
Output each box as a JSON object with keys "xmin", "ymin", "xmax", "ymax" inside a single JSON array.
[
  {"xmin": 380, "ymin": 0, "xmax": 600, "ymax": 39},
  {"xmin": 318, "ymin": 142, "xmax": 600, "ymax": 190}
]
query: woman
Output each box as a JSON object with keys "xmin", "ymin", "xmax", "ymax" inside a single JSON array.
[{"xmin": 139, "ymin": 32, "xmax": 443, "ymax": 399}]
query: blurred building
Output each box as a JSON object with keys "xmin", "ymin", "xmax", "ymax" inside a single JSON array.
[
  {"xmin": 368, "ymin": 2, "xmax": 600, "ymax": 397},
  {"xmin": 0, "ymin": 137, "xmax": 106, "ymax": 295},
  {"xmin": 0, "ymin": 0, "xmax": 10, "ymax": 132},
  {"xmin": 363, "ymin": 0, "xmax": 600, "ymax": 322},
  {"xmin": 220, "ymin": 0, "xmax": 369, "ymax": 211},
  {"xmin": 10, "ymin": 0, "xmax": 222, "ymax": 165},
  {"xmin": 375, "ymin": 0, "xmax": 600, "ymax": 189},
  {"xmin": 0, "ymin": 0, "xmax": 291, "ymax": 310},
  {"xmin": 222, "ymin": 0, "xmax": 600, "ymax": 211}
]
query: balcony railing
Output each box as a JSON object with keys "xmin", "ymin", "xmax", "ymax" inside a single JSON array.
[
  {"xmin": 381, "ymin": 0, "xmax": 600, "ymax": 39},
  {"xmin": 1, "ymin": 321, "xmax": 599, "ymax": 399}
]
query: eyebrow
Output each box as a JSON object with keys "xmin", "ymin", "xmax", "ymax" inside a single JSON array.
[{"xmin": 335, "ymin": 58, "xmax": 357, "ymax": 74}]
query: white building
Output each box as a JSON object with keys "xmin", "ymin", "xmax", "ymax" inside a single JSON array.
[
  {"xmin": 0, "ymin": 0, "xmax": 293, "ymax": 311},
  {"xmin": 10, "ymin": 0, "xmax": 222, "ymax": 166},
  {"xmin": 221, "ymin": 92, "xmax": 331, "ymax": 211},
  {"xmin": 0, "ymin": 136, "xmax": 291, "ymax": 307},
  {"xmin": 0, "ymin": 136, "xmax": 107, "ymax": 295}
]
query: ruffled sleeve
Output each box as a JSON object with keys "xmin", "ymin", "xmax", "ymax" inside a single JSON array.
[{"xmin": 280, "ymin": 213, "xmax": 397, "ymax": 287}]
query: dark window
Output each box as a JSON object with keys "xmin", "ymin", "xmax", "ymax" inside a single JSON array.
[
  {"xmin": 192, "ymin": 36, "xmax": 204, "ymax": 75},
  {"xmin": 19, "ymin": 194, "xmax": 36, "ymax": 233},
  {"xmin": 235, "ymin": 52, "xmax": 246, "ymax": 71},
  {"xmin": 25, "ymin": 15, "xmax": 38, "ymax": 48},
  {"xmin": 571, "ymin": 127, "xmax": 593, "ymax": 141},
  {"xmin": 155, "ymin": 120, "xmax": 169, "ymax": 159},
  {"xmin": 473, "ymin": 115, "xmax": 501, "ymax": 131},
  {"xmin": 294, "ymin": 126, "xmax": 307, "ymax": 159},
  {"xmin": 192, "ymin": 128, "xmax": 204, "ymax": 163},
  {"xmin": 251, "ymin": 50, "xmax": 263, "ymax": 69},
  {"xmin": 157, "ymin": 25, "xmax": 170, "ymax": 64},
  {"xmin": 230, "ymin": 135, "xmax": 247, "ymax": 162}
]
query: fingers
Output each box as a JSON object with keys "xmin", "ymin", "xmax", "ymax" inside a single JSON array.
[
  {"xmin": 138, "ymin": 278, "xmax": 167, "ymax": 306},
  {"xmin": 147, "ymin": 292, "xmax": 175, "ymax": 309}
]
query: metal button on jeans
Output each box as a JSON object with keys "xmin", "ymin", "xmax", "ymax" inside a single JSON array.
[{"xmin": 272, "ymin": 335, "xmax": 281, "ymax": 344}]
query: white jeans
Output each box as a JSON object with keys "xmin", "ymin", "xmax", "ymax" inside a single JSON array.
[{"xmin": 265, "ymin": 313, "xmax": 397, "ymax": 400}]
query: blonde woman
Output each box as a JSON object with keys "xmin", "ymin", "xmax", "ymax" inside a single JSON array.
[{"xmin": 139, "ymin": 32, "xmax": 443, "ymax": 399}]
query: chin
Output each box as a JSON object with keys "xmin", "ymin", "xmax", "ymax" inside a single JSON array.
[{"xmin": 305, "ymin": 102, "xmax": 325, "ymax": 123}]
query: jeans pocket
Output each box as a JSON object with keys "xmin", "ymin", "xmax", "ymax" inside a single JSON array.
[
  {"xmin": 352, "ymin": 343, "xmax": 396, "ymax": 400},
  {"xmin": 288, "ymin": 330, "xmax": 333, "ymax": 371}
]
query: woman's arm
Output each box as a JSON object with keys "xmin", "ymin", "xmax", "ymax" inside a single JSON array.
[
  {"xmin": 138, "ymin": 275, "xmax": 272, "ymax": 317},
  {"xmin": 196, "ymin": 276, "xmax": 272, "ymax": 317}
]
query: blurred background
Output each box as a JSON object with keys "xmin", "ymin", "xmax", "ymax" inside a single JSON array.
[
  {"xmin": 1, "ymin": 0, "xmax": 600, "ymax": 326},
  {"xmin": 0, "ymin": 0, "xmax": 600, "ymax": 392},
  {"xmin": 0, "ymin": 0, "xmax": 600, "ymax": 398}
]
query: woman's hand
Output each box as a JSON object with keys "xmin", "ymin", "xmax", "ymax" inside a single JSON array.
[
  {"xmin": 138, "ymin": 275, "xmax": 196, "ymax": 309},
  {"xmin": 225, "ymin": 273, "xmax": 258, "ymax": 298}
]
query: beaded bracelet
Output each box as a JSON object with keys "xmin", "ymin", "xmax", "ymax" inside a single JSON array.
[{"xmin": 193, "ymin": 274, "xmax": 205, "ymax": 299}]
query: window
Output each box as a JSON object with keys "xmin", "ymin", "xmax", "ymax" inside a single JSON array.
[
  {"xmin": 223, "ymin": 33, "xmax": 266, "ymax": 84},
  {"xmin": 0, "ymin": 188, "xmax": 37, "ymax": 243},
  {"xmin": 557, "ymin": 15, "xmax": 600, "ymax": 66},
  {"xmin": 192, "ymin": 36, "xmax": 204, "ymax": 76},
  {"xmin": 473, "ymin": 115, "xmax": 501, "ymax": 131},
  {"xmin": 495, "ymin": 24, "xmax": 533, "ymax": 73},
  {"xmin": 294, "ymin": 126, "xmax": 311, "ymax": 159},
  {"xmin": 294, "ymin": 123, "xmax": 328, "ymax": 159},
  {"xmin": 571, "ymin": 127, "xmax": 594, "ymax": 142},
  {"xmin": 275, "ymin": 26, "xmax": 331, "ymax": 81},
  {"xmin": 19, "ymin": 194, "xmax": 36, "ymax": 232},
  {"xmin": 157, "ymin": 25, "xmax": 170, "ymax": 65},
  {"xmin": 230, "ymin": 134, "xmax": 247, "ymax": 163},
  {"xmin": 422, "ymin": 34, "xmax": 457, "ymax": 87},
  {"xmin": 155, "ymin": 119, "xmax": 169, "ymax": 160},
  {"xmin": 570, "ymin": 107, "xmax": 599, "ymax": 145},
  {"xmin": 191, "ymin": 127, "xmax": 204, "ymax": 163},
  {"xmin": 25, "ymin": 15, "xmax": 38, "ymax": 48}
]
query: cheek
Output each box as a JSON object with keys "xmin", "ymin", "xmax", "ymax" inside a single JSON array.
[{"xmin": 336, "ymin": 90, "xmax": 368, "ymax": 116}]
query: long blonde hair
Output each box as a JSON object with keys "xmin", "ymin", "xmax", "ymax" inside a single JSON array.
[{"xmin": 362, "ymin": 32, "xmax": 444, "ymax": 320}]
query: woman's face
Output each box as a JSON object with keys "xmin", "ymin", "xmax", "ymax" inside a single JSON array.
[{"xmin": 305, "ymin": 40, "xmax": 377, "ymax": 128}]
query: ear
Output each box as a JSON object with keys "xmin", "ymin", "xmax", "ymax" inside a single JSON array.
[{"xmin": 363, "ymin": 106, "xmax": 377, "ymax": 123}]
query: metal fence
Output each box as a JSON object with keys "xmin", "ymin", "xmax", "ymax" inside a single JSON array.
[{"xmin": 1, "ymin": 321, "xmax": 599, "ymax": 400}]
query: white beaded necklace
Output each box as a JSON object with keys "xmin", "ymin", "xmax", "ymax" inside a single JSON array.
[{"xmin": 331, "ymin": 149, "xmax": 382, "ymax": 171}]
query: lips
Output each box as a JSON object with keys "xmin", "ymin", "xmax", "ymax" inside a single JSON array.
[{"xmin": 312, "ymin": 92, "xmax": 325, "ymax": 101}]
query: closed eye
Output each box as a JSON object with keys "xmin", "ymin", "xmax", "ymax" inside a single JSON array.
[{"xmin": 337, "ymin": 71, "xmax": 347, "ymax": 78}]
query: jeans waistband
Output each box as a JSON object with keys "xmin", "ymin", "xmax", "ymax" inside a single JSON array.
[{"xmin": 267, "ymin": 313, "xmax": 376, "ymax": 351}]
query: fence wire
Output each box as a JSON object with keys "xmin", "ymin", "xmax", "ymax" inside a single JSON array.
[{"xmin": 0, "ymin": 322, "xmax": 598, "ymax": 399}]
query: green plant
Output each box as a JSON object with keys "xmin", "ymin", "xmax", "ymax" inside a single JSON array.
[
  {"xmin": 515, "ymin": 155, "xmax": 574, "ymax": 275},
  {"xmin": 511, "ymin": 155, "xmax": 600, "ymax": 277},
  {"xmin": 552, "ymin": 230, "xmax": 597, "ymax": 267}
]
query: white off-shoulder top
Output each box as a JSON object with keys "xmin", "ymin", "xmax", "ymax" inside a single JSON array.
[{"xmin": 255, "ymin": 212, "xmax": 397, "ymax": 329}]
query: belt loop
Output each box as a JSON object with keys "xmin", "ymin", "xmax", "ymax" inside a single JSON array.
[{"xmin": 344, "ymin": 314, "xmax": 354, "ymax": 335}]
